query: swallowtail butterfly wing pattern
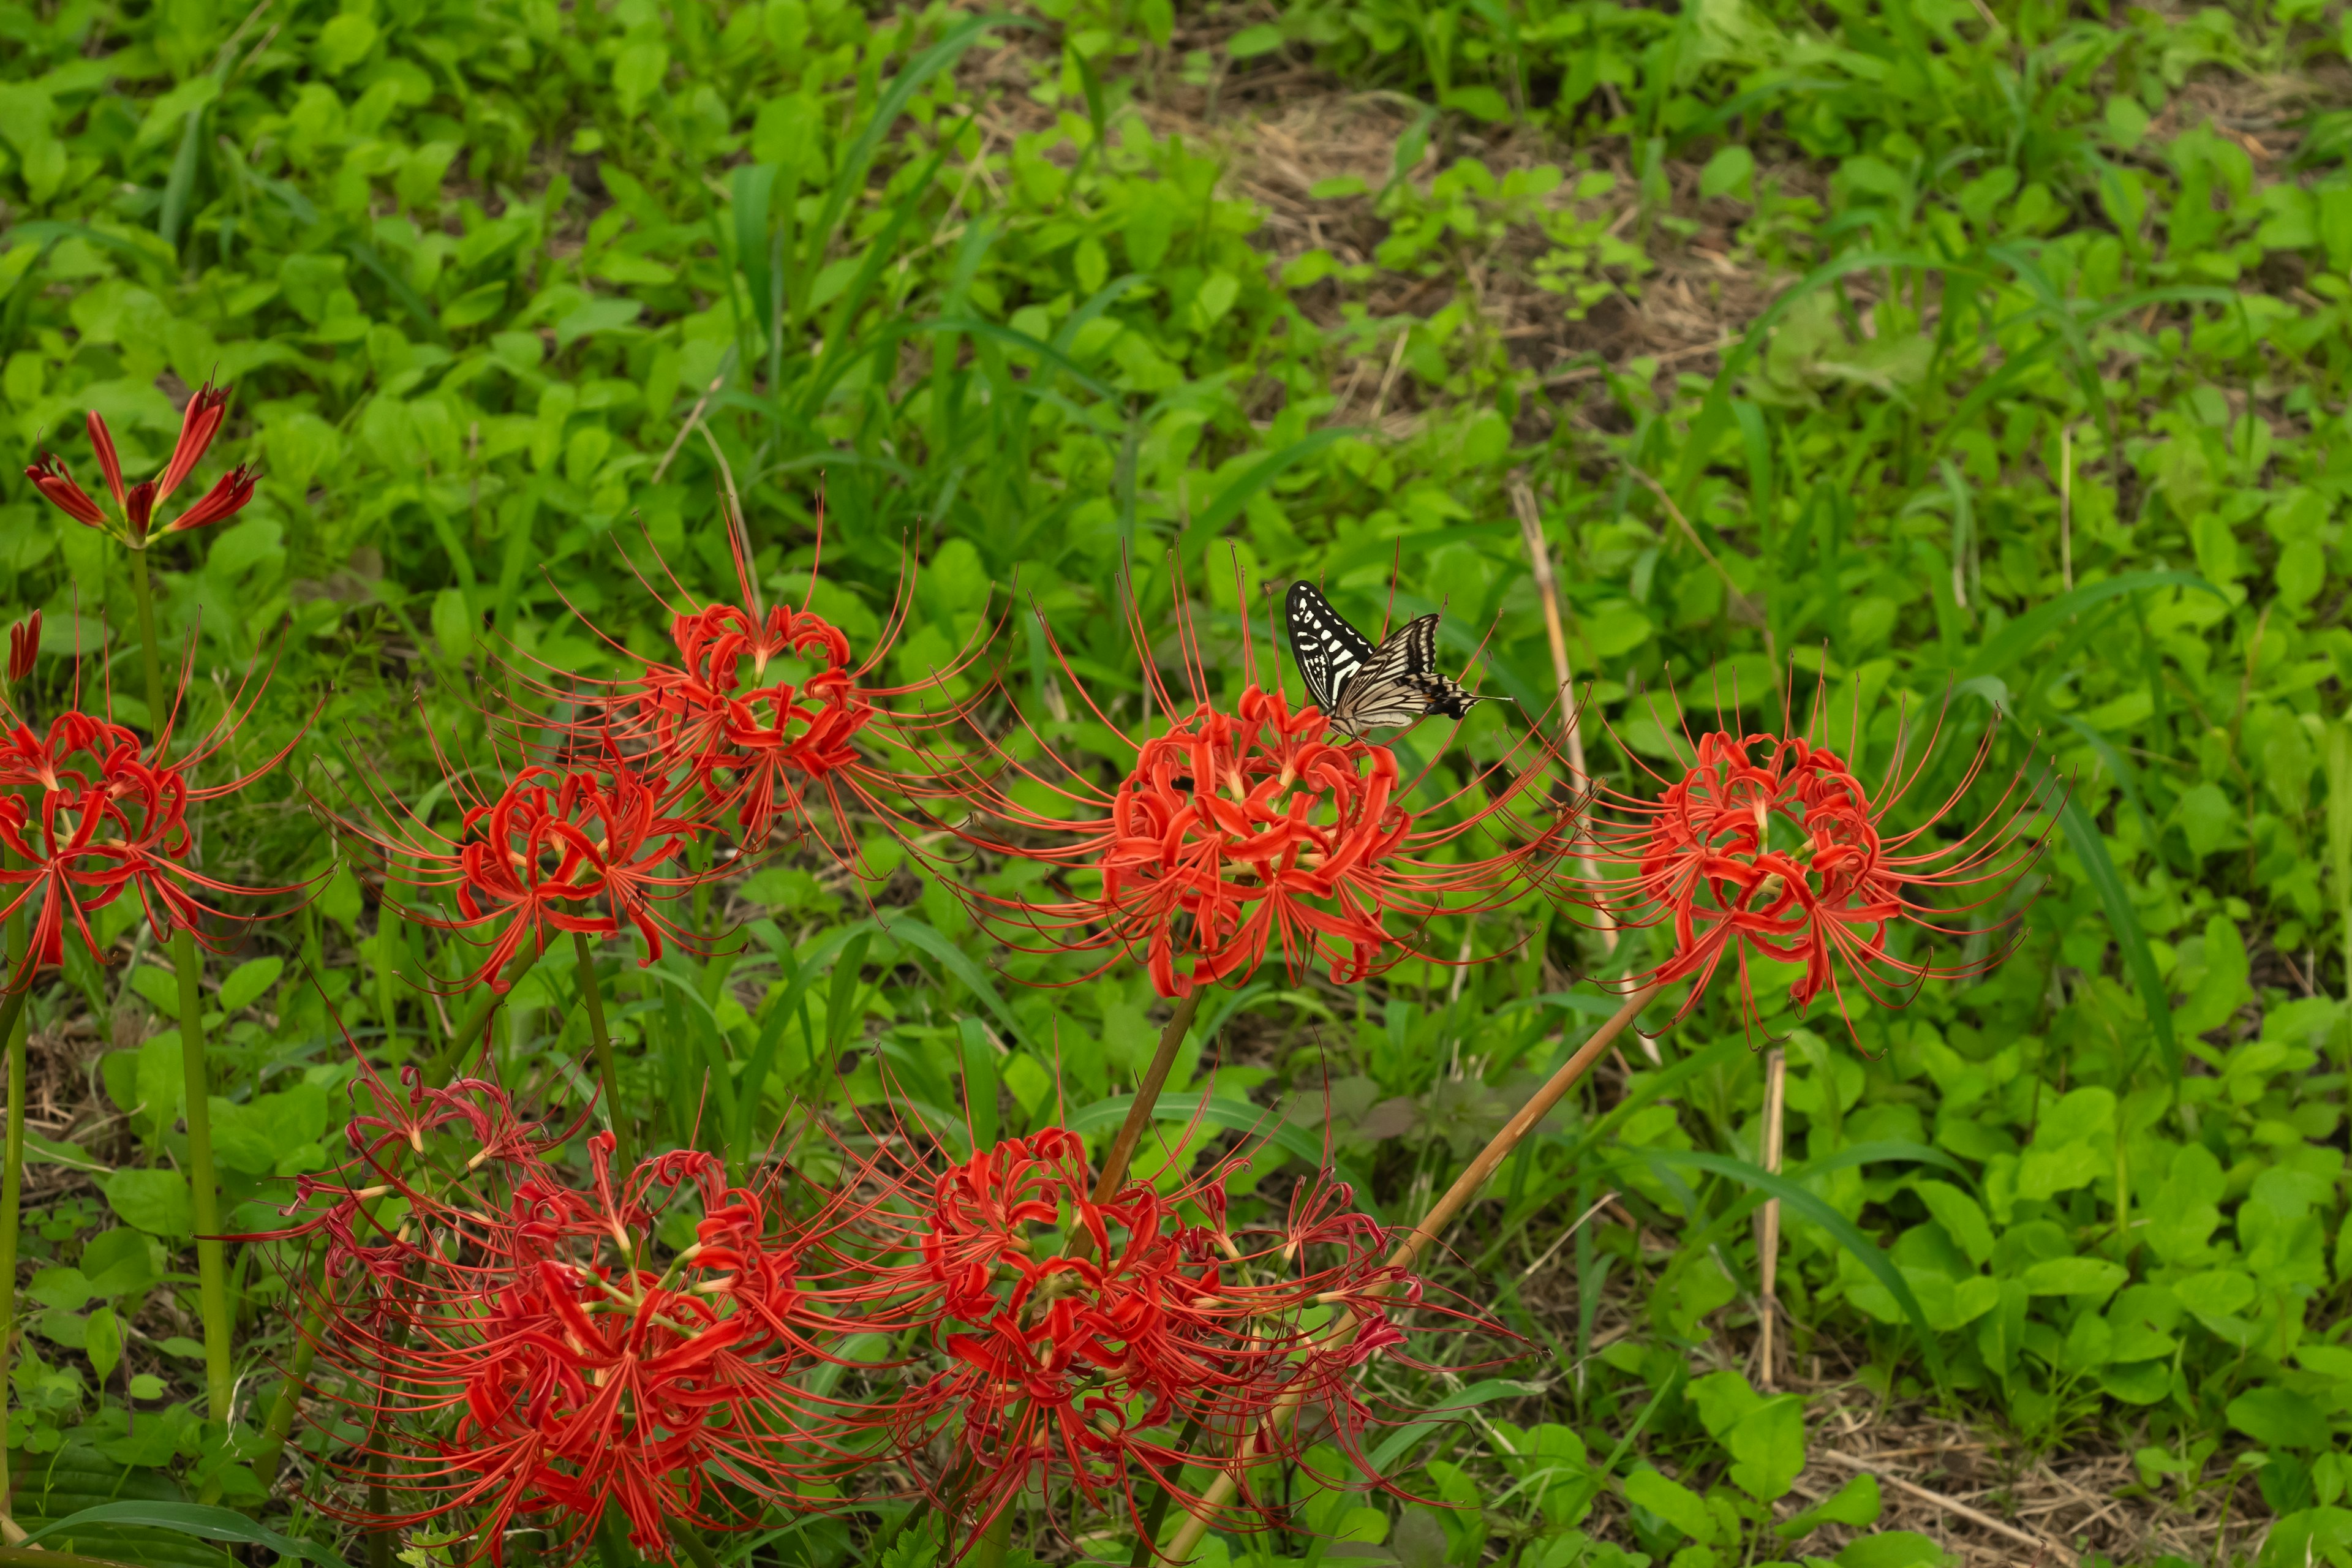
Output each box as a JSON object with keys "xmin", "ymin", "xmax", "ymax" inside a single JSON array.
[{"xmin": 1283, "ymin": 582, "xmax": 1504, "ymax": 739}]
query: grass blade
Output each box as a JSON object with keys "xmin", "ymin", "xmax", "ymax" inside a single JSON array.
[{"xmin": 2056, "ymin": 791, "xmax": 2179, "ymax": 1102}]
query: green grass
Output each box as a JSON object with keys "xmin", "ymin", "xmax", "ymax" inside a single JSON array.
[{"xmin": 2, "ymin": 0, "xmax": 2351, "ymax": 1563}]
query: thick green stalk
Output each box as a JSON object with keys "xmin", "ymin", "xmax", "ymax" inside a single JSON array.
[
  {"xmin": 664, "ymin": 1523, "xmax": 723, "ymax": 1568},
  {"xmin": 967, "ymin": 1510, "xmax": 1013, "ymax": 1568},
  {"xmin": 0, "ymin": 987, "xmax": 24, "ymax": 1528},
  {"xmin": 571, "ymin": 932, "xmax": 628, "ymax": 1169},
  {"xmin": 248, "ymin": 1304, "xmax": 322, "ymax": 1487},
  {"xmin": 1063, "ymin": 992, "xmax": 1200, "ymax": 1269},
  {"xmin": 126, "ymin": 552, "xmax": 235, "ymax": 1424},
  {"xmin": 423, "ymin": 943, "xmax": 547, "ymax": 1088}
]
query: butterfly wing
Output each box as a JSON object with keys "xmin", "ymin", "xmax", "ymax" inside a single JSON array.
[
  {"xmin": 1285, "ymin": 582, "xmax": 1379, "ymax": 712},
  {"xmin": 1326, "ymin": 615, "xmax": 1443, "ymax": 733},
  {"xmin": 1330, "ymin": 616, "xmax": 1514, "ymax": 734}
]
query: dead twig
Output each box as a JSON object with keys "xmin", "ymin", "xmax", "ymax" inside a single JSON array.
[{"xmin": 1817, "ymin": 1450, "xmax": 2079, "ymax": 1566}]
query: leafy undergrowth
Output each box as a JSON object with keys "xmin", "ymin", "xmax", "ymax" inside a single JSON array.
[{"xmin": 1, "ymin": 0, "xmax": 2350, "ymax": 1564}]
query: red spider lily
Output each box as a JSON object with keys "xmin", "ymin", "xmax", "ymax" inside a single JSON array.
[
  {"xmin": 932, "ymin": 575, "xmax": 1566, "ymax": 999},
  {"xmin": 6, "ymin": 612, "xmax": 35, "ymax": 684},
  {"xmin": 1572, "ymin": 685, "xmax": 2049, "ymax": 1041},
  {"xmin": 0, "ymin": 636, "xmax": 304, "ymax": 990},
  {"xmin": 26, "ymin": 382, "xmax": 257, "ymax": 545},
  {"xmin": 252, "ymin": 1064, "xmax": 896, "ymax": 1566},
  {"xmin": 508, "ymin": 498, "xmax": 992, "ymax": 867},
  {"xmin": 856, "ymin": 1124, "xmax": 1484, "ymax": 1552},
  {"xmin": 330, "ymin": 748, "xmax": 723, "ymax": 993}
]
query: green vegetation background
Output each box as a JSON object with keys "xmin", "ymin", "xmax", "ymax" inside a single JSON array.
[{"xmin": 1, "ymin": 0, "xmax": 2350, "ymax": 1562}]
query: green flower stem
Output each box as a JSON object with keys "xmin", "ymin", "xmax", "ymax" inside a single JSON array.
[
  {"xmin": 572, "ymin": 932, "xmax": 629, "ymax": 1170},
  {"xmin": 1065, "ymin": 992, "xmax": 1200, "ymax": 1262},
  {"xmin": 968, "ymin": 1509, "xmax": 1013, "ymax": 1568},
  {"xmin": 665, "ymin": 1523, "xmax": 723, "ymax": 1568},
  {"xmin": 0, "ymin": 986, "xmax": 24, "ymax": 1526},
  {"xmin": 247, "ymin": 1302, "xmax": 322, "ymax": 1487},
  {"xmin": 125, "ymin": 550, "xmax": 235, "ymax": 1425},
  {"xmin": 423, "ymin": 943, "xmax": 547, "ymax": 1088}
]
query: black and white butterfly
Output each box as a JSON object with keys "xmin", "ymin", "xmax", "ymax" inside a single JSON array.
[{"xmin": 1284, "ymin": 581, "xmax": 1506, "ymax": 739}]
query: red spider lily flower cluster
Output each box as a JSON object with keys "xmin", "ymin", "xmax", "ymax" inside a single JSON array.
[
  {"xmin": 26, "ymin": 380, "xmax": 257, "ymax": 546},
  {"xmin": 333, "ymin": 747, "xmax": 725, "ymax": 993},
  {"xmin": 861, "ymin": 1125, "xmax": 1466, "ymax": 1546},
  {"xmin": 0, "ymin": 638, "xmax": 301, "ymax": 990},
  {"xmin": 936, "ymin": 582, "xmax": 1565, "ymax": 999},
  {"xmin": 256, "ymin": 1065, "xmax": 889, "ymax": 1566},
  {"xmin": 515, "ymin": 506, "xmax": 987, "ymax": 869},
  {"xmin": 1572, "ymin": 692, "xmax": 2049, "ymax": 1039},
  {"xmin": 259, "ymin": 1066, "xmax": 1490, "ymax": 1565}
]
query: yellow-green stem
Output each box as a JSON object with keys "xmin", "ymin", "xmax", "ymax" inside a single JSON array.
[
  {"xmin": 126, "ymin": 551, "xmax": 234, "ymax": 1424},
  {"xmin": 968, "ymin": 1509, "xmax": 1013, "ymax": 1568},
  {"xmin": 665, "ymin": 1522, "xmax": 723, "ymax": 1568},
  {"xmin": 1066, "ymin": 992, "xmax": 1200, "ymax": 1267},
  {"xmin": 1164, "ymin": 982, "xmax": 1664, "ymax": 1560},
  {"xmin": 424, "ymin": 943, "xmax": 546, "ymax": 1088},
  {"xmin": 249, "ymin": 1305, "xmax": 322, "ymax": 1487},
  {"xmin": 0, "ymin": 987, "xmax": 24, "ymax": 1525},
  {"xmin": 1757, "ymin": 1044, "xmax": 1786, "ymax": 1392},
  {"xmin": 573, "ymin": 932, "xmax": 628, "ymax": 1169},
  {"xmin": 1095, "ymin": 993, "xmax": 1200, "ymax": 1203}
]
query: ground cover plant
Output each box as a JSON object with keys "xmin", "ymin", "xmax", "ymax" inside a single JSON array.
[{"xmin": 1, "ymin": 0, "xmax": 2350, "ymax": 1562}]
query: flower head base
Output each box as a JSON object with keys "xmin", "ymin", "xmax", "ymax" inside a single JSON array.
[
  {"xmin": 1577, "ymin": 695, "xmax": 2049, "ymax": 1041},
  {"xmin": 259, "ymin": 1066, "xmax": 878, "ymax": 1566},
  {"xmin": 937, "ymin": 575, "xmax": 1564, "ymax": 999},
  {"xmin": 865, "ymin": 1126, "xmax": 1458, "ymax": 1551},
  {"xmin": 26, "ymin": 383, "xmax": 257, "ymax": 546}
]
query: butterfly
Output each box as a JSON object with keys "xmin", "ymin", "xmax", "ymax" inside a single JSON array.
[{"xmin": 1284, "ymin": 582, "xmax": 1506, "ymax": 740}]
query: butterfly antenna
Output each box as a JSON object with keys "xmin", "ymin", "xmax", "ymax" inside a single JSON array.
[
  {"xmin": 1227, "ymin": 542, "xmax": 1255, "ymax": 690},
  {"xmin": 1381, "ymin": 539, "xmax": 1403, "ymax": 639},
  {"xmin": 1263, "ymin": 581, "xmax": 1289, "ymax": 699}
]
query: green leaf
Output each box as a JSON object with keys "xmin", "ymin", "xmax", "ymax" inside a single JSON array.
[
  {"xmin": 1192, "ymin": 428, "xmax": 1359, "ymax": 537},
  {"xmin": 881, "ymin": 916, "xmax": 1031, "ymax": 1055},
  {"xmin": 1778, "ymin": 1472, "xmax": 1881, "ymax": 1537},
  {"xmin": 1835, "ymin": 1533, "xmax": 1954, "ymax": 1568},
  {"xmin": 1912, "ymin": 1180, "xmax": 1994, "ymax": 1268},
  {"xmin": 1961, "ymin": 571, "xmax": 2225, "ymax": 684},
  {"xmin": 18, "ymin": 1502, "xmax": 347, "ymax": 1567},
  {"xmin": 1637, "ymin": 1148, "xmax": 1950, "ymax": 1396},
  {"xmin": 1365, "ymin": 1379, "xmax": 1536, "ymax": 1474},
  {"xmin": 83, "ymin": 1305, "xmax": 121, "ymax": 1385},
  {"xmin": 1061, "ymin": 1092, "xmax": 1382, "ymax": 1219},
  {"xmin": 2229, "ymin": 1387, "xmax": 2332, "ymax": 1451},
  {"xmin": 102, "ymin": 1169, "xmax": 192, "ymax": 1240},
  {"xmin": 215, "ymin": 957, "xmax": 282, "ymax": 1016},
  {"xmin": 2055, "ymin": 790, "xmax": 2179, "ymax": 1101},
  {"xmin": 1624, "ymin": 1467, "xmax": 1714, "ymax": 1542}
]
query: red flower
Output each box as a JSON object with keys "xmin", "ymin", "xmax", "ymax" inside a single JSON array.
[
  {"xmin": 935, "ymin": 584, "xmax": 1564, "ymax": 998},
  {"xmin": 333, "ymin": 753, "xmax": 720, "ymax": 992},
  {"xmin": 6, "ymin": 612, "xmax": 36, "ymax": 684},
  {"xmin": 860, "ymin": 1126, "xmax": 1472, "ymax": 1548},
  {"xmin": 1575, "ymin": 704, "xmax": 2047, "ymax": 1037},
  {"xmin": 525, "ymin": 502, "xmax": 987, "ymax": 864},
  {"xmin": 261, "ymin": 1068, "xmax": 877, "ymax": 1566},
  {"xmin": 0, "ymin": 646, "xmax": 303, "ymax": 991},
  {"xmin": 26, "ymin": 382, "xmax": 257, "ymax": 545}
]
